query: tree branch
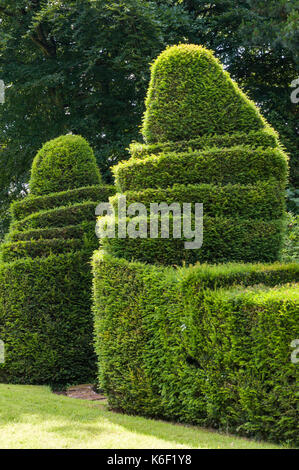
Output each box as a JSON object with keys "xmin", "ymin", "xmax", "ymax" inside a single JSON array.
[
  {"xmin": 31, "ymin": 24, "xmax": 56, "ymax": 57},
  {"xmin": 0, "ymin": 6, "xmax": 14, "ymax": 17}
]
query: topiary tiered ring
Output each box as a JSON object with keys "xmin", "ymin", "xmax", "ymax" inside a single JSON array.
[{"xmin": 102, "ymin": 45, "xmax": 288, "ymax": 265}]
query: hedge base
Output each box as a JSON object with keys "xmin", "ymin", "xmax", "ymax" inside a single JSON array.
[
  {"xmin": 0, "ymin": 251, "xmax": 96, "ymax": 386},
  {"xmin": 92, "ymin": 251, "xmax": 299, "ymax": 445}
]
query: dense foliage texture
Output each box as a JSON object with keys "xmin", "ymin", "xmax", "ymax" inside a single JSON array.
[
  {"xmin": 102, "ymin": 45, "xmax": 288, "ymax": 265},
  {"xmin": 0, "ymin": 135, "xmax": 114, "ymax": 385},
  {"xmin": 282, "ymin": 213, "xmax": 299, "ymax": 263},
  {"xmin": 93, "ymin": 252, "xmax": 299, "ymax": 445},
  {"xmin": 181, "ymin": 0, "xmax": 299, "ymax": 190},
  {"xmin": 30, "ymin": 135, "xmax": 102, "ymax": 195},
  {"xmin": 142, "ymin": 45, "xmax": 265, "ymax": 143},
  {"xmin": 93, "ymin": 45, "xmax": 297, "ymax": 446}
]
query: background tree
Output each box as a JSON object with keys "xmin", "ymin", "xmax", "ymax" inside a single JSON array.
[{"xmin": 0, "ymin": 0, "xmax": 298, "ymax": 239}]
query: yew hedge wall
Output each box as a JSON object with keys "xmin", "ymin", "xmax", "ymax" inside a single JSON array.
[{"xmin": 93, "ymin": 252, "xmax": 299, "ymax": 446}]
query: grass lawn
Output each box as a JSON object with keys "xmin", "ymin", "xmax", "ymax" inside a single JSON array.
[{"xmin": 0, "ymin": 384, "xmax": 283, "ymax": 449}]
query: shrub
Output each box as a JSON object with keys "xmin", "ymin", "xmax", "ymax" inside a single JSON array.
[
  {"xmin": 282, "ymin": 213, "xmax": 299, "ymax": 263},
  {"xmin": 11, "ymin": 185, "xmax": 115, "ymax": 221},
  {"xmin": 92, "ymin": 252, "xmax": 299, "ymax": 445},
  {"xmin": 102, "ymin": 45, "xmax": 288, "ymax": 265},
  {"xmin": 141, "ymin": 45, "xmax": 266, "ymax": 143},
  {"xmin": 113, "ymin": 147, "xmax": 288, "ymax": 192},
  {"xmin": 130, "ymin": 128, "xmax": 279, "ymax": 159},
  {"xmin": 92, "ymin": 45, "xmax": 297, "ymax": 446},
  {"xmin": 185, "ymin": 285, "xmax": 298, "ymax": 443},
  {"xmin": 7, "ymin": 222, "xmax": 95, "ymax": 243},
  {"xmin": 0, "ymin": 135, "xmax": 114, "ymax": 385},
  {"xmin": 110, "ymin": 180, "xmax": 285, "ymax": 220},
  {"xmin": 29, "ymin": 135, "xmax": 101, "ymax": 195},
  {"xmin": 102, "ymin": 216, "xmax": 285, "ymax": 264},
  {"xmin": 0, "ymin": 238, "xmax": 92, "ymax": 263},
  {"xmin": 11, "ymin": 202, "xmax": 98, "ymax": 232},
  {"xmin": 0, "ymin": 251, "xmax": 96, "ymax": 386}
]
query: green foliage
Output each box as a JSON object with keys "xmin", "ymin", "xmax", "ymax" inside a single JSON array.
[
  {"xmin": 93, "ymin": 35, "xmax": 296, "ymax": 446},
  {"xmin": 114, "ymin": 147, "xmax": 288, "ymax": 192},
  {"xmin": 282, "ymin": 213, "xmax": 299, "ymax": 262},
  {"xmin": 0, "ymin": 251, "xmax": 96, "ymax": 386},
  {"xmin": 102, "ymin": 216, "xmax": 285, "ymax": 265},
  {"xmin": 186, "ymin": 285, "xmax": 299, "ymax": 444},
  {"xmin": 0, "ymin": 134, "xmax": 114, "ymax": 385},
  {"xmin": 179, "ymin": 259, "xmax": 299, "ymax": 288},
  {"xmin": 142, "ymin": 44, "xmax": 265, "ymax": 143},
  {"xmin": 93, "ymin": 37, "xmax": 295, "ymax": 441},
  {"xmin": 0, "ymin": 1, "xmax": 297, "ymax": 244},
  {"xmin": 106, "ymin": 174, "xmax": 287, "ymax": 264},
  {"xmin": 11, "ymin": 202, "xmax": 98, "ymax": 232},
  {"xmin": 29, "ymin": 135, "xmax": 101, "ymax": 196},
  {"xmin": 180, "ymin": 0, "xmax": 298, "ymax": 188},
  {"xmin": 0, "ymin": 0, "xmax": 193, "ymax": 241},
  {"xmin": 92, "ymin": 252, "xmax": 299, "ymax": 445},
  {"xmin": 7, "ymin": 222, "xmax": 95, "ymax": 243},
  {"xmin": 130, "ymin": 127, "xmax": 279, "ymax": 159},
  {"xmin": 0, "ymin": 238, "xmax": 92, "ymax": 263},
  {"xmin": 103, "ymin": 45, "xmax": 289, "ymax": 265},
  {"xmin": 286, "ymin": 187, "xmax": 299, "ymax": 214},
  {"xmin": 110, "ymin": 180, "xmax": 285, "ymax": 220},
  {"xmin": 11, "ymin": 185, "xmax": 115, "ymax": 222}
]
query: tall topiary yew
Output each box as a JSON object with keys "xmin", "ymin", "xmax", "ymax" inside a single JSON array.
[
  {"xmin": 102, "ymin": 44, "xmax": 288, "ymax": 265},
  {"xmin": 92, "ymin": 46, "xmax": 297, "ymax": 445},
  {"xmin": 0, "ymin": 135, "xmax": 114, "ymax": 386}
]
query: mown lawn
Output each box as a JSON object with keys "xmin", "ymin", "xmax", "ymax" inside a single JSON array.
[{"xmin": 0, "ymin": 384, "xmax": 282, "ymax": 449}]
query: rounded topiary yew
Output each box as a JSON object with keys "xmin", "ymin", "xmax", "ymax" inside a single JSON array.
[
  {"xmin": 102, "ymin": 44, "xmax": 288, "ymax": 265},
  {"xmin": 142, "ymin": 44, "xmax": 266, "ymax": 143},
  {"xmin": 0, "ymin": 135, "xmax": 115, "ymax": 386},
  {"xmin": 30, "ymin": 134, "xmax": 102, "ymax": 195}
]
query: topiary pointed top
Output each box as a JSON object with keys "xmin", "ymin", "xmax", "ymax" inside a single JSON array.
[
  {"xmin": 142, "ymin": 44, "xmax": 266, "ymax": 143},
  {"xmin": 29, "ymin": 134, "xmax": 102, "ymax": 195}
]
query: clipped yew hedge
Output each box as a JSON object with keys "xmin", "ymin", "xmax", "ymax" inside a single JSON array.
[
  {"xmin": 0, "ymin": 251, "xmax": 96, "ymax": 385},
  {"xmin": 130, "ymin": 127, "xmax": 279, "ymax": 159},
  {"xmin": 0, "ymin": 238, "xmax": 84, "ymax": 263},
  {"xmin": 101, "ymin": 44, "xmax": 288, "ymax": 265},
  {"xmin": 7, "ymin": 222, "xmax": 95, "ymax": 243},
  {"xmin": 93, "ymin": 45, "xmax": 297, "ymax": 447},
  {"xmin": 93, "ymin": 252, "xmax": 299, "ymax": 445},
  {"xmin": 113, "ymin": 147, "xmax": 288, "ymax": 192},
  {"xmin": 30, "ymin": 134, "xmax": 102, "ymax": 195},
  {"xmin": 101, "ymin": 216, "xmax": 285, "ymax": 265},
  {"xmin": 11, "ymin": 185, "xmax": 114, "ymax": 221},
  {"xmin": 10, "ymin": 202, "xmax": 98, "ymax": 232},
  {"xmin": 0, "ymin": 135, "xmax": 114, "ymax": 385},
  {"xmin": 110, "ymin": 180, "xmax": 285, "ymax": 220},
  {"xmin": 141, "ymin": 44, "xmax": 265, "ymax": 143}
]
